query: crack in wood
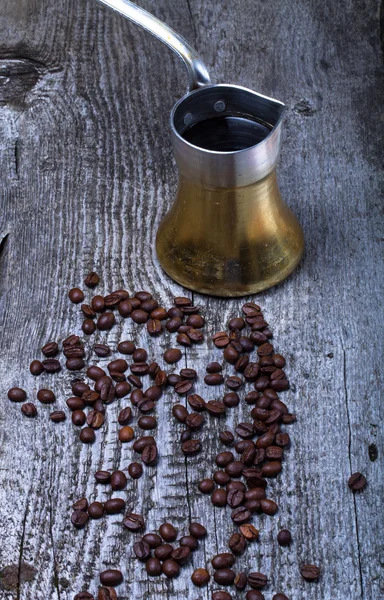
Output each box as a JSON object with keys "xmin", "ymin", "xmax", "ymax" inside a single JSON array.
[
  {"xmin": 16, "ymin": 504, "xmax": 28, "ymax": 600},
  {"xmin": 14, "ymin": 139, "xmax": 20, "ymax": 179},
  {"xmin": 185, "ymin": 0, "xmax": 198, "ymax": 40},
  {"xmin": 48, "ymin": 470, "xmax": 61, "ymax": 600}
]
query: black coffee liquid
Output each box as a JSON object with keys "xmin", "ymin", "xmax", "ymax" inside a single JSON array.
[{"xmin": 183, "ymin": 115, "xmax": 272, "ymax": 151}]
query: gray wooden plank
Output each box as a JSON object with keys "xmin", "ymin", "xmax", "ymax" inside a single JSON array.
[{"xmin": 0, "ymin": 0, "xmax": 383, "ymax": 599}]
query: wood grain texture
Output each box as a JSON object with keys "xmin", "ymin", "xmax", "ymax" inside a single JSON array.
[{"xmin": 0, "ymin": 0, "xmax": 383, "ymax": 599}]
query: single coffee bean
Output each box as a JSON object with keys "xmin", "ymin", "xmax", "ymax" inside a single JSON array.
[
  {"xmin": 91, "ymin": 295, "xmax": 105, "ymax": 312},
  {"xmin": 159, "ymin": 522, "xmax": 177, "ymax": 542},
  {"xmin": 225, "ymin": 461, "xmax": 244, "ymax": 478},
  {"xmin": 241, "ymin": 444, "xmax": 256, "ymax": 465},
  {"xmin": 171, "ymin": 546, "xmax": 191, "ymax": 564},
  {"xmin": 150, "ymin": 307, "xmax": 167, "ymax": 320},
  {"xmin": 277, "ymin": 529, "xmax": 292, "ymax": 546},
  {"xmin": 211, "ymin": 489, "xmax": 227, "ymax": 507},
  {"xmin": 133, "ymin": 436, "xmax": 155, "ymax": 453},
  {"xmin": 256, "ymin": 430, "xmax": 276, "ymax": 448},
  {"xmin": 71, "ymin": 510, "xmax": 89, "ymax": 528},
  {"xmin": 88, "ymin": 501, "xmax": 104, "ymax": 519},
  {"xmin": 130, "ymin": 309, "xmax": 148, "ymax": 324},
  {"xmin": 213, "ymin": 332, "xmax": 230, "ymax": 348},
  {"xmin": 231, "ymin": 506, "xmax": 251, "ymax": 524},
  {"xmin": 133, "ymin": 540, "xmax": 151, "ymax": 560},
  {"xmin": 81, "ymin": 304, "xmax": 96, "ymax": 318},
  {"xmin": 272, "ymin": 594, "xmax": 289, "ymax": 600},
  {"xmin": 128, "ymin": 462, "xmax": 143, "ymax": 479},
  {"xmin": 348, "ymin": 472, "xmax": 367, "ymax": 492},
  {"xmin": 245, "ymin": 488, "xmax": 266, "ymax": 501},
  {"xmin": 245, "ymin": 498, "xmax": 261, "ymax": 512},
  {"xmin": 220, "ymin": 431, "xmax": 235, "ymax": 445},
  {"xmin": 223, "ymin": 392, "xmax": 240, "ymax": 408},
  {"xmin": 199, "ymin": 479, "xmax": 215, "ymax": 494},
  {"xmin": 79, "ymin": 427, "xmax": 95, "ymax": 444},
  {"xmin": 84, "ymin": 271, "xmax": 99, "ymax": 288},
  {"xmin": 182, "ymin": 439, "xmax": 201, "ymax": 455},
  {"xmin": 123, "ymin": 512, "xmax": 145, "ymax": 531},
  {"xmin": 172, "ymin": 404, "xmax": 189, "ymax": 423},
  {"xmin": 86, "ymin": 410, "xmax": 104, "ymax": 429},
  {"xmin": 214, "ymin": 568, "xmax": 236, "ymax": 585},
  {"xmin": 248, "ymin": 572, "xmax": 268, "ymax": 589},
  {"xmin": 240, "ymin": 524, "xmax": 259, "ymax": 541},
  {"xmin": 167, "ymin": 373, "xmax": 182, "ymax": 386},
  {"xmin": 186, "ymin": 314, "xmax": 205, "ymax": 328},
  {"xmin": 8, "ymin": 387, "xmax": 27, "ymax": 402},
  {"xmin": 142, "ymin": 443, "xmax": 158, "ymax": 465},
  {"xmin": 142, "ymin": 533, "xmax": 162, "ymax": 548},
  {"xmin": 82, "ymin": 391, "xmax": 100, "ymax": 405},
  {"xmin": 234, "ymin": 572, "xmax": 248, "ymax": 590},
  {"xmin": 50, "ymin": 410, "xmax": 66, "ymax": 423},
  {"xmin": 225, "ymin": 375, "xmax": 243, "ymax": 390},
  {"xmin": 188, "ymin": 394, "xmax": 206, "ymax": 411},
  {"xmin": 300, "ymin": 564, "xmax": 321, "ymax": 581},
  {"xmin": 155, "ymin": 370, "xmax": 167, "ymax": 387},
  {"xmin": 98, "ymin": 588, "xmax": 117, "ymax": 600},
  {"xmin": 67, "ymin": 357, "xmax": 86, "ymax": 370},
  {"xmin": 36, "ymin": 389, "xmax": 55, "ymax": 404},
  {"xmin": 147, "ymin": 318, "xmax": 162, "ymax": 335},
  {"xmin": 189, "ymin": 522, "xmax": 207, "ymax": 539},
  {"xmin": 180, "ymin": 535, "xmax": 198, "ymax": 550},
  {"xmin": 246, "ymin": 592, "xmax": 265, "ymax": 600},
  {"xmin": 146, "ymin": 557, "xmax": 162, "ymax": 576},
  {"xmin": 21, "ymin": 403, "xmax": 37, "ymax": 417},
  {"xmin": 72, "ymin": 410, "xmax": 86, "ymax": 426},
  {"xmin": 166, "ymin": 316, "xmax": 183, "ymax": 332},
  {"xmin": 140, "ymin": 298, "xmax": 158, "ymax": 312},
  {"xmin": 164, "ymin": 348, "xmax": 182, "ymax": 364},
  {"xmin": 72, "ymin": 497, "xmax": 87, "ymax": 511},
  {"xmin": 108, "ymin": 359, "xmax": 128, "ymax": 373},
  {"xmin": 87, "ymin": 366, "xmax": 105, "ymax": 381},
  {"xmin": 104, "ymin": 293, "xmax": 121, "ymax": 308},
  {"xmin": 213, "ymin": 470, "xmax": 231, "ymax": 486},
  {"xmin": 116, "ymin": 299, "xmax": 132, "ymax": 317},
  {"xmin": 212, "ymin": 592, "xmax": 232, "ymax": 600},
  {"xmin": 97, "ymin": 312, "xmax": 115, "ymax": 331},
  {"xmin": 228, "ymin": 532, "xmax": 246, "ymax": 554},
  {"xmin": 175, "ymin": 379, "xmax": 194, "ymax": 395},
  {"xmin": 144, "ymin": 385, "xmax": 162, "ymax": 401},
  {"xmin": 69, "ymin": 288, "xmax": 84, "ymax": 303},
  {"xmin": 95, "ymin": 470, "xmax": 111, "ymax": 483},
  {"xmin": 185, "ymin": 412, "xmax": 204, "ymax": 430},
  {"xmin": 206, "ymin": 362, "xmax": 222, "ymax": 373},
  {"xmin": 41, "ymin": 358, "xmax": 61, "ymax": 373},
  {"xmin": 138, "ymin": 415, "xmax": 157, "ymax": 430},
  {"xmin": 74, "ymin": 592, "xmax": 94, "ymax": 600},
  {"xmin": 154, "ymin": 543, "xmax": 174, "ymax": 561},
  {"xmin": 111, "ymin": 470, "xmax": 127, "ymax": 490},
  {"xmin": 262, "ymin": 461, "xmax": 282, "ymax": 477},
  {"xmin": 41, "ymin": 341, "xmax": 59, "ymax": 357},
  {"xmin": 216, "ymin": 451, "xmax": 235, "ymax": 467},
  {"xmin": 227, "ymin": 489, "xmax": 245, "ymax": 508},
  {"xmin": 72, "ymin": 380, "xmax": 90, "ymax": 396},
  {"xmin": 223, "ymin": 345, "xmax": 239, "ymax": 364},
  {"xmin": 266, "ymin": 446, "xmax": 284, "ymax": 460},
  {"xmin": 30, "ymin": 360, "xmax": 44, "ymax": 375},
  {"xmin": 226, "ymin": 481, "xmax": 246, "ymax": 493},
  {"xmin": 63, "ymin": 334, "xmax": 80, "ymax": 347},
  {"xmin": 99, "ymin": 570, "xmax": 123, "ymax": 586},
  {"xmin": 204, "ymin": 373, "xmax": 224, "ymax": 385},
  {"xmin": 191, "ymin": 568, "xmax": 210, "ymax": 586},
  {"xmin": 212, "ymin": 553, "xmax": 235, "ymax": 569},
  {"xmin": 235, "ymin": 422, "xmax": 254, "ymax": 439},
  {"xmin": 206, "ymin": 400, "xmax": 226, "ymax": 416},
  {"xmin": 104, "ymin": 498, "xmax": 126, "ymax": 514},
  {"xmin": 162, "ymin": 558, "xmax": 180, "ymax": 578},
  {"xmin": 180, "ymin": 429, "xmax": 191, "ymax": 442},
  {"xmin": 260, "ymin": 498, "xmax": 278, "ymax": 515},
  {"xmin": 134, "ymin": 290, "xmax": 152, "ymax": 302},
  {"xmin": 130, "ymin": 362, "xmax": 149, "ymax": 376}
]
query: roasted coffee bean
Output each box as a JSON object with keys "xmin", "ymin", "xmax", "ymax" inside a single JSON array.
[
  {"xmin": 130, "ymin": 390, "xmax": 144, "ymax": 408},
  {"xmin": 8, "ymin": 388, "xmax": 27, "ymax": 402},
  {"xmin": 146, "ymin": 557, "xmax": 162, "ymax": 576},
  {"xmin": 206, "ymin": 362, "xmax": 222, "ymax": 373},
  {"xmin": 133, "ymin": 540, "xmax": 151, "ymax": 560},
  {"xmin": 134, "ymin": 290, "xmax": 152, "ymax": 302},
  {"xmin": 175, "ymin": 379, "xmax": 193, "ymax": 395},
  {"xmin": 260, "ymin": 498, "xmax": 278, "ymax": 515},
  {"xmin": 234, "ymin": 355, "xmax": 249, "ymax": 372},
  {"xmin": 272, "ymin": 595, "xmax": 289, "ymax": 600},
  {"xmin": 172, "ymin": 404, "xmax": 188, "ymax": 423},
  {"xmin": 72, "ymin": 410, "xmax": 86, "ymax": 426},
  {"xmin": 199, "ymin": 479, "xmax": 215, "ymax": 494},
  {"xmin": 206, "ymin": 400, "xmax": 226, "ymax": 415},
  {"xmin": 104, "ymin": 498, "xmax": 126, "ymax": 514},
  {"xmin": 104, "ymin": 293, "xmax": 121, "ymax": 308},
  {"xmin": 348, "ymin": 472, "xmax": 367, "ymax": 492},
  {"xmin": 98, "ymin": 588, "xmax": 117, "ymax": 600},
  {"xmin": 226, "ymin": 481, "xmax": 246, "ymax": 493},
  {"xmin": 180, "ymin": 429, "xmax": 191, "ymax": 443},
  {"xmin": 211, "ymin": 489, "xmax": 227, "ymax": 507},
  {"xmin": 166, "ymin": 316, "xmax": 183, "ymax": 333},
  {"xmin": 162, "ymin": 558, "xmax": 180, "ymax": 578},
  {"xmin": 163, "ymin": 348, "xmax": 182, "ymax": 364},
  {"xmin": 100, "ymin": 381, "xmax": 115, "ymax": 404},
  {"xmin": 110, "ymin": 470, "xmax": 127, "ymax": 491},
  {"xmin": 90, "ymin": 295, "xmax": 104, "ymax": 313},
  {"xmin": 212, "ymin": 553, "xmax": 235, "ymax": 570},
  {"xmin": 72, "ymin": 380, "xmax": 90, "ymax": 396},
  {"xmin": 81, "ymin": 319, "xmax": 96, "ymax": 335},
  {"xmin": 136, "ymin": 397, "xmax": 154, "ymax": 413},
  {"xmin": 227, "ymin": 489, "xmax": 245, "ymax": 508},
  {"xmin": 50, "ymin": 410, "xmax": 66, "ymax": 423},
  {"xmin": 147, "ymin": 318, "xmax": 162, "ymax": 335},
  {"xmin": 88, "ymin": 501, "xmax": 104, "ymax": 519},
  {"xmin": 240, "ymin": 524, "xmax": 259, "ymax": 541},
  {"xmin": 150, "ymin": 307, "xmax": 168, "ymax": 320},
  {"xmin": 266, "ymin": 446, "xmax": 284, "ymax": 461},
  {"xmin": 147, "ymin": 362, "xmax": 160, "ymax": 378},
  {"xmin": 212, "ymin": 592, "xmax": 232, "ymax": 600},
  {"xmin": 223, "ymin": 345, "xmax": 239, "ymax": 364},
  {"xmin": 140, "ymin": 298, "xmax": 158, "ymax": 313},
  {"xmin": 253, "ymin": 420, "xmax": 268, "ymax": 435},
  {"xmin": 281, "ymin": 413, "xmax": 296, "ymax": 424},
  {"xmin": 108, "ymin": 359, "xmax": 128, "ymax": 373},
  {"xmin": 36, "ymin": 389, "xmax": 55, "ymax": 404},
  {"xmin": 86, "ymin": 410, "xmax": 104, "ymax": 429},
  {"xmin": 186, "ymin": 314, "xmax": 205, "ymax": 328},
  {"xmin": 270, "ymin": 378, "xmax": 289, "ymax": 391},
  {"xmin": 142, "ymin": 443, "xmax": 158, "ymax": 465},
  {"xmin": 226, "ymin": 460, "xmax": 244, "ymax": 477},
  {"xmin": 87, "ymin": 365, "xmax": 105, "ymax": 381},
  {"xmin": 214, "ymin": 568, "xmax": 236, "ymax": 585},
  {"xmin": 133, "ymin": 436, "xmax": 155, "ymax": 453},
  {"xmin": 204, "ymin": 373, "xmax": 224, "ymax": 385},
  {"xmin": 21, "ymin": 403, "xmax": 37, "ymax": 417},
  {"xmin": 234, "ymin": 572, "xmax": 248, "ymax": 590},
  {"xmin": 143, "ymin": 533, "xmax": 162, "ymax": 548},
  {"xmin": 100, "ymin": 570, "xmax": 123, "ymax": 586},
  {"xmin": 248, "ymin": 572, "xmax": 268, "ymax": 589},
  {"xmin": 228, "ymin": 532, "xmax": 246, "ymax": 554},
  {"xmin": 81, "ymin": 304, "xmax": 96, "ymax": 318},
  {"xmin": 69, "ymin": 288, "xmax": 84, "ymax": 303},
  {"xmin": 228, "ymin": 317, "xmax": 246, "ymax": 330},
  {"xmin": 255, "ymin": 395, "xmax": 272, "ymax": 410},
  {"xmin": 171, "ymin": 546, "xmax": 191, "ymax": 564},
  {"xmin": 130, "ymin": 362, "xmax": 149, "ymax": 376},
  {"xmin": 110, "ymin": 371, "xmax": 126, "ymax": 383},
  {"xmin": 231, "ymin": 506, "xmax": 251, "ymax": 524},
  {"xmin": 42, "ymin": 358, "xmax": 61, "ymax": 373},
  {"xmin": 63, "ymin": 334, "xmax": 80, "ymax": 348},
  {"xmin": 159, "ymin": 522, "xmax": 177, "ymax": 542},
  {"xmin": 191, "ymin": 567, "xmax": 210, "ymax": 586},
  {"xmin": 64, "ymin": 346, "xmax": 85, "ymax": 359},
  {"xmin": 235, "ymin": 422, "xmax": 254, "ymax": 439},
  {"xmin": 185, "ymin": 412, "xmax": 204, "ymax": 430},
  {"xmin": 225, "ymin": 376, "xmax": 243, "ymax": 390},
  {"xmin": 216, "ymin": 451, "xmax": 234, "ymax": 467},
  {"xmin": 254, "ymin": 376, "xmax": 270, "ymax": 391},
  {"xmin": 154, "ymin": 543, "xmax": 174, "ymax": 561},
  {"xmin": 189, "ymin": 522, "xmax": 207, "ymax": 539},
  {"xmin": 235, "ymin": 440, "xmax": 253, "ymax": 454},
  {"xmin": 270, "ymin": 398, "xmax": 288, "ymax": 414},
  {"xmin": 138, "ymin": 415, "xmax": 157, "ymax": 430},
  {"xmin": 256, "ymin": 430, "xmax": 276, "ymax": 448},
  {"xmin": 300, "ymin": 564, "xmax": 321, "ymax": 581},
  {"xmin": 180, "ymin": 535, "xmax": 198, "ymax": 550},
  {"xmin": 222, "ymin": 392, "xmax": 240, "ymax": 408},
  {"xmin": 74, "ymin": 592, "xmax": 94, "ymax": 600},
  {"xmin": 115, "ymin": 381, "xmax": 131, "ymax": 398},
  {"xmin": 79, "ymin": 427, "xmax": 95, "ymax": 444},
  {"xmin": 128, "ymin": 296, "xmax": 141, "ymax": 309},
  {"xmin": 220, "ymin": 430, "xmax": 235, "ymax": 445},
  {"xmin": 275, "ymin": 432, "xmax": 290, "ymax": 447},
  {"xmin": 84, "ymin": 271, "xmax": 99, "ymax": 288},
  {"xmin": 30, "ymin": 360, "xmax": 44, "ymax": 375},
  {"xmin": 97, "ymin": 312, "xmax": 115, "ymax": 331},
  {"xmin": 128, "ymin": 462, "xmax": 143, "ymax": 479},
  {"xmin": 173, "ymin": 296, "xmax": 191, "ymax": 307},
  {"xmin": 131, "ymin": 309, "xmax": 148, "ymax": 324},
  {"xmin": 245, "ymin": 499, "xmax": 261, "ymax": 513},
  {"xmin": 213, "ymin": 332, "xmax": 230, "ymax": 348},
  {"xmin": 73, "ymin": 497, "xmax": 88, "ymax": 511},
  {"xmin": 155, "ymin": 370, "xmax": 167, "ymax": 386},
  {"xmin": 251, "ymin": 407, "xmax": 270, "ymax": 421},
  {"xmin": 123, "ymin": 512, "xmax": 145, "ymax": 531},
  {"xmin": 41, "ymin": 341, "xmax": 59, "ymax": 357},
  {"xmin": 213, "ymin": 470, "xmax": 231, "ymax": 486},
  {"xmin": 250, "ymin": 331, "xmax": 268, "ymax": 346},
  {"xmin": 246, "ymin": 592, "xmax": 265, "ymax": 600},
  {"xmin": 188, "ymin": 394, "xmax": 206, "ymax": 412},
  {"xmin": 131, "ymin": 348, "xmax": 147, "ymax": 363},
  {"xmin": 241, "ymin": 444, "xmax": 256, "ymax": 465},
  {"xmin": 71, "ymin": 510, "xmax": 89, "ymax": 528},
  {"xmin": 95, "ymin": 470, "xmax": 111, "ymax": 484},
  {"xmin": 277, "ymin": 529, "xmax": 292, "ymax": 546},
  {"xmin": 66, "ymin": 357, "xmax": 85, "ymax": 370}
]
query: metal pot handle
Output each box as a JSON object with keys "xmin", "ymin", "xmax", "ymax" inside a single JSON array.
[{"xmin": 96, "ymin": 0, "xmax": 211, "ymax": 91}]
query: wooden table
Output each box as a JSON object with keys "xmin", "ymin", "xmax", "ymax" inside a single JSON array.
[{"xmin": 1, "ymin": 1, "xmax": 383, "ymax": 599}]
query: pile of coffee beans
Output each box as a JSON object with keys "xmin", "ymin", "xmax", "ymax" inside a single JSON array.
[{"xmin": 7, "ymin": 272, "xmax": 331, "ymax": 599}]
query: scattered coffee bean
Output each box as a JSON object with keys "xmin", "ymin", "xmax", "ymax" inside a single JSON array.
[
  {"xmin": 348, "ymin": 472, "xmax": 367, "ymax": 492},
  {"xmin": 123, "ymin": 512, "xmax": 145, "ymax": 531},
  {"xmin": 300, "ymin": 564, "xmax": 321, "ymax": 581},
  {"xmin": 88, "ymin": 502, "xmax": 104, "ymax": 519},
  {"xmin": 164, "ymin": 348, "xmax": 182, "ymax": 364},
  {"xmin": 80, "ymin": 427, "xmax": 95, "ymax": 444},
  {"xmin": 159, "ymin": 522, "xmax": 177, "ymax": 542},
  {"xmin": 191, "ymin": 568, "xmax": 210, "ymax": 586},
  {"xmin": 69, "ymin": 288, "xmax": 84, "ymax": 303},
  {"xmin": 21, "ymin": 403, "xmax": 37, "ymax": 417},
  {"xmin": 212, "ymin": 592, "xmax": 232, "ymax": 600},
  {"xmin": 180, "ymin": 535, "xmax": 198, "ymax": 550},
  {"xmin": 74, "ymin": 592, "xmax": 94, "ymax": 600},
  {"xmin": 162, "ymin": 558, "xmax": 180, "ymax": 578},
  {"xmin": 212, "ymin": 553, "xmax": 235, "ymax": 570},
  {"xmin": 133, "ymin": 540, "xmax": 151, "ymax": 560},
  {"xmin": 211, "ymin": 489, "xmax": 227, "ymax": 507},
  {"xmin": 199, "ymin": 479, "xmax": 215, "ymax": 494},
  {"xmin": 142, "ymin": 533, "xmax": 162, "ymax": 548},
  {"xmin": 154, "ymin": 543, "xmax": 173, "ymax": 561},
  {"xmin": 128, "ymin": 462, "xmax": 143, "ymax": 479},
  {"xmin": 277, "ymin": 529, "xmax": 292, "ymax": 546},
  {"xmin": 30, "ymin": 360, "xmax": 44, "ymax": 375},
  {"xmin": 234, "ymin": 572, "xmax": 248, "ymax": 590},
  {"xmin": 146, "ymin": 557, "xmax": 162, "ymax": 576},
  {"xmin": 99, "ymin": 570, "xmax": 123, "ymax": 586},
  {"xmin": 272, "ymin": 594, "xmax": 289, "ymax": 600},
  {"xmin": 228, "ymin": 532, "xmax": 246, "ymax": 554},
  {"xmin": 36, "ymin": 389, "xmax": 55, "ymax": 404},
  {"xmin": 8, "ymin": 387, "xmax": 27, "ymax": 402},
  {"xmin": 246, "ymin": 592, "xmax": 265, "ymax": 600},
  {"xmin": 182, "ymin": 439, "xmax": 201, "ymax": 455},
  {"xmin": 189, "ymin": 522, "xmax": 207, "ymax": 539},
  {"xmin": 98, "ymin": 588, "xmax": 117, "ymax": 600},
  {"xmin": 50, "ymin": 410, "xmax": 66, "ymax": 423},
  {"xmin": 220, "ymin": 431, "xmax": 235, "ymax": 445},
  {"xmin": 104, "ymin": 499, "xmax": 126, "ymax": 514},
  {"xmin": 71, "ymin": 510, "xmax": 89, "ymax": 528},
  {"xmin": 240, "ymin": 524, "xmax": 259, "ymax": 540},
  {"xmin": 97, "ymin": 312, "xmax": 116, "ymax": 331},
  {"xmin": 248, "ymin": 572, "xmax": 268, "ymax": 589},
  {"xmin": 111, "ymin": 470, "xmax": 127, "ymax": 490},
  {"xmin": 214, "ymin": 568, "xmax": 236, "ymax": 585}
]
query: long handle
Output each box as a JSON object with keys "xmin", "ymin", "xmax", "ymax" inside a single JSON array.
[{"xmin": 96, "ymin": 0, "xmax": 211, "ymax": 91}]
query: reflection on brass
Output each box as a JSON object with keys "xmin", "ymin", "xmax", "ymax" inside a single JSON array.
[{"xmin": 156, "ymin": 170, "xmax": 304, "ymax": 296}]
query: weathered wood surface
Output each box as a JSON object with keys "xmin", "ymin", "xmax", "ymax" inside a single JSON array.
[{"xmin": 0, "ymin": 0, "xmax": 383, "ymax": 599}]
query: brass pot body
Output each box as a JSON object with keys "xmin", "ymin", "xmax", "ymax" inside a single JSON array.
[{"xmin": 156, "ymin": 85, "xmax": 304, "ymax": 297}]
